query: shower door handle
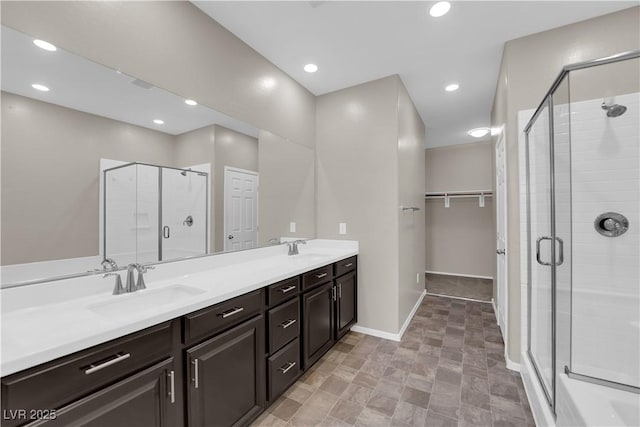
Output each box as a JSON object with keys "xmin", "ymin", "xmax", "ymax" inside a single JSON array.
[
  {"xmin": 163, "ymin": 226, "xmax": 170, "ymax": 239},
  {"xmin": 536, "ymin": 236, "xmax": 553, "ymax": 266},
  {"xmin": 555, "ymin": 237, "xmax": 564, "ymax": 266}
]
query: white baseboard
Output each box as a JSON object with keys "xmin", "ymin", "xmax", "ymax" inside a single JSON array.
[
  {"xmin": 351, "ymin": 290, "xmax": 426, "ymax": 342},
  {"xmin": 505, "ymin": 350, "xmax": 521, "ymax": 371},
  {"xmin": 491, "ymin": 298, "xmax": 498, "ymax": 319},
  {"xmin": 425, "ymin": 270, "xmax": 494, "ymax": 280},
  {"xmin": 426, "ymin": 292, "xmax": 491, "ymax": 304}
]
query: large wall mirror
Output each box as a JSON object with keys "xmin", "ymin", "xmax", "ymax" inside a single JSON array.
[{"xmin": 1, "ymin": 25, "xmax": 316, "ymax": 286}]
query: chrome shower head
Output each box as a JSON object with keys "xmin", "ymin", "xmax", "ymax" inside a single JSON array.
[
  {"xmin": 180, "ymin": 168, "xmax": 191, "ymax": 176},
  {"xmin": 601, "ymin": 102, "xmax": 627, "ymax": 118}
]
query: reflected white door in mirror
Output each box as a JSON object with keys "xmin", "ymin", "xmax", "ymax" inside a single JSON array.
[{"xmin": 224, "ymin": 167, "xmax": 258, "ymax": 251}]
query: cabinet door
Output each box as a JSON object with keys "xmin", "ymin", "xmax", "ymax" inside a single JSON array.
[
  {"xmin": 302, "ymin": 282, "xmax": 334, "ymax": 369},
  {"xmin": 336, "ymin": 272, "xmax": 357, "ymax": 339},
  {"xmin": 25, "ymin": 358, "xmax": 177, "ymax": 427},
  {"xmin": 186, "ymin": 315, "xmax": 264, "ymax": 427}
]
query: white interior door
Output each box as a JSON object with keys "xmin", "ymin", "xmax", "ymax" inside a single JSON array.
[
  {"xmin": 495, "ymin": 133, "xmax": 508, "ymax": 337},
  {"xmin": 224, "ymin": 167, "xmax": 258, "ymax": 251}
]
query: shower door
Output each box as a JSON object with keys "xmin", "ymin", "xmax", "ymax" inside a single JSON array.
[
  {"xmin": 160, "ymin": 168, "xmax": 208, "ymax": 261},
  {"xmin": 526, "ymin": 99, "xmax": 556, "ymax": 409}
]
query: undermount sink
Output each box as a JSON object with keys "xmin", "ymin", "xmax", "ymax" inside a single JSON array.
[
  {"xmin": 289, "ymin": 253, "xmax": 329, "ymax": 262},
  {"xmin": 88, "ymin": 284, "xmax": 205, "ymax": 317}
]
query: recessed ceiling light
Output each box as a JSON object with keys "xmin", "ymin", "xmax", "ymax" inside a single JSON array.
[
  {"xmin": 430, "ymin": 1, "xmax": 451, "ymax": 17},
  {"xmin": 304, "ymin": 63, "xmax": 318, "ymax": 73},
  {"xmin": 445, "ymin": 83, "xmax": 459, "ymax": 92},
  {"xmin": 31, "ymin": 83, "xmax": 50, "ymax": 92},
  {"xmin": 153, "ymin": 119, "xmax": 164, "ymax": 125},
  {"xmin": 33, "ymin": 39, "xmax": 56, "ymax": 52},
  {"xmin": 185, "ymin": 99, "xmax": 198, "ymax": 106},
  {"xmin": 467, "ymin": 127, "xmax": 490, "ymax": 138}
]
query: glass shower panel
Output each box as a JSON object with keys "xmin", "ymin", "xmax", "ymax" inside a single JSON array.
[
  {"xmin": 527, "ymin": 100, "xmax": 554, "ymax": 405},
  {"xmin": 104, "ymin": 163, "xmax": 138, "ymax": 266},
  {"xmin": 134, "ymin": 164, "xmax": 160, "ymax": 265},
  {"xmin": 568, "ymin": 58, "xmax": 640, "ymax": 388},
  {"xmin": 552, "ymin": 75, "xmax": 572, "ymax": 377},
  {"xmin": 161, "ymin": 168, "xmax": 208, "ymax": 261}
]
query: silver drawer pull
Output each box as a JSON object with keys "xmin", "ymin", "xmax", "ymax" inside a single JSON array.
[
  {"xmin": 279, "ymin": 285, "xmax": 296, "ymax": 294},
  {"xmin": 279, "ymin": 361, "xmax": 296, "ymax": 374},
  {"xmin": 168, "ymin": 370, "xmax": 175, "ymax": 403},
  {"xmin": 315, "ymin": 272, "xmax": 328, "ymax": 279},
  {"xmin": 218, "ymin": 307, "xmax": 244, "ymax": 318},
  {"xmin": 84, "ymin": 352, "xmax": 131, "ymax": 375},
  {"xmin": 344, "ymin": 263, "xmax": 353, "ymax": 268},
  {"xmin": 279, "ymin": 319, "xmax": 297, "ymax": 329},
  {"xmin": 193, "ymin": 359, "xmax": 199, "ymax": 389}
]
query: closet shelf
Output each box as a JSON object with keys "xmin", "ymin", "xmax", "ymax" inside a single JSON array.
[{"xmin": 425, "ymin": 190, "xmax": 493, "ymax": 208}]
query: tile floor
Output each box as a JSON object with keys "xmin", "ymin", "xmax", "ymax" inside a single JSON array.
[
  {"xmin": 425, "ymin": 274, "xmax": 493, "ymax": 302},
  {"xmin": 252, "ymin": 295, "xmax": 535, "ymax": 427}
]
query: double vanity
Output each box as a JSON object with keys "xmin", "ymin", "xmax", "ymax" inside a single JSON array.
[{"xmin": 1, "ymin": 239, "xmax": 358, "ymax": 427}]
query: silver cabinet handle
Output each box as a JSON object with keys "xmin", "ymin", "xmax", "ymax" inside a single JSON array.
[
  {"xmin": 168, "ymin": 370, "xmax": 175, "ymax": 403},
  {"xmin": 536, "ymin": 236, "xmax": 553, "ymax": 266},
  {"xmin": 556, "ymin": 237, "xmax": 564, "ymax": 266},
  {"xmin": 344, "ymin": 263, "xmax": 353, "ymax": 268},
  {"xmin": 338, "ymin": 283, "xmax": 342, "ymax": 298},
  {"xmin": 193, "ymin": 359, "xmax": 199, "ymax": 389},
  {"xmin": 84, "ymin": 352, "xmax": 131, "ymax": 375},
  {"xmin": 315, "ymin": 272, "xmax": 328, "ymax": 279},
  {"xmin": 279, "ymin": 319, "xmax": 297, "ymax": 329},
  {"xmin": 218, "ymin": 307, "xmax": 244, "ymax": 318},
  {"xmin": 278, "ymin": 361, "xmax": 296, "ymax": 374},
  {"xmin": 332, "ymin": 286, "xmax": 337, "ymax": 301},
  {"xmin": 279, "ymin": 285, "xmax": 296, "ymax": 294}
]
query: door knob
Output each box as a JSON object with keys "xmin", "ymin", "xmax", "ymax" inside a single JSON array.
[
  {"xmin": 227, "ymin": 235, "xmax": 234, "ymax": 240},
  {"xmin": 496, "ymin": 249, "xmax": 505, "ymax": 255}
]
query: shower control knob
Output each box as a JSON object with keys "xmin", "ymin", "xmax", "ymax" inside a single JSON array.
[
  {"xmin": 496, "ymin": 249, "xmax": 505, "ymax": 255},
  {"xmin": 602, "ymin": 218, "xmax": 618, "ymax": 231},
  {"xmin": 228, "ymin": 235, "xmax": 234, "ymax": 240}
]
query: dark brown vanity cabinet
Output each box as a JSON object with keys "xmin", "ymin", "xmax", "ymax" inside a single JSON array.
[
  {"xmin": 302, "ymin": 281, "xmax": 335, "ymax": 369},
  {"xmin": 1, "ymin": 321, "xmax": 180, "ymax": 427},
  {"xmin": 335, "ymin": 271, "xmax": 357, "ymax": 340},
  {"xmin": 185, "ymin": 314, "xmax": 265, "ymax": 427}
]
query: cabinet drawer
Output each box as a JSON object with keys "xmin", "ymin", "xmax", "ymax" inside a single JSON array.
[
  {"xmin": 267, "ymin": 277, "xmax": 300, "ymax": 307},
  {"xmin": 335, "ymin": 256, "xmax": 357, "ymax": 277},
  {"xmin": 301, "ymin": 265, "xmax": 333, "ymax": 291},
  {"xmin": 268, "ymin": 298, "xmax": 300, "ymax": 354},
  {"xmin": 1, "ymin": 321, "xmax": 174, "ymax": 424},
  {"xmin": 184, "ymin": 290, "xmax": 262, "ymax": 345},
  {"xmin": 268, "ymin": 338, "xmax": 301, "ymax": 402}
]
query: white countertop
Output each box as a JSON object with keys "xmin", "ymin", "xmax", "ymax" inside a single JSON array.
[{"xmin": 0, "ymin": 239, "xmax": 358, "ymax": 376}]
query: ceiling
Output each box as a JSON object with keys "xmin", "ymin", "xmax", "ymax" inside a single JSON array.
[
  {"xmin": 1, "ymin": 26, "xmax": 258, "ymax": 137},
  {"xmin": 194, "ymin": 1, "xmax": 636, "ymax": 148}
]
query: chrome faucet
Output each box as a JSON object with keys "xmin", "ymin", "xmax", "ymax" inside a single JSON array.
[
  {"xmin": 287, "ymin": 240, "xmax": 307, "ymax": 256},
  {"xmin": 133, "ymin": 263, "xmax": 155, "ymax": 291},
  {"xmin": 125, "ymin": 263, "xmax": 155, "ymax": 293},
  {"xmin": 104, "ymin": 272, "xmax": 125, "ymax": 295},
  {"xmin": 101, "ymin": 258, "xmax": 118, "ymax": 271}
]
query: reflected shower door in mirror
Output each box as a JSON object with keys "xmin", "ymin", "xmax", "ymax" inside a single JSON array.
[
  {"xmin": 101, "ymin": 162, "xmax": 210, "ymax": 267},
  {"xmin": 0, "ymin": 25, "xmax": 315, "ymax": 286}
]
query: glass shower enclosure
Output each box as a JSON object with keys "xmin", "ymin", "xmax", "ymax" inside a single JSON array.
[
  {"xmin": 103, "ymin": 162, "xmax": 209, "ymax": 266},
  {"xmin": 524, "ymin": 51, "xmax": 639, "ymax": 413}
]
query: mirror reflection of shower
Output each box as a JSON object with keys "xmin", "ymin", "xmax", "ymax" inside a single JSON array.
[{"xmin": 100, "ymin": 160, "xmax": 210, "ymax": 266}]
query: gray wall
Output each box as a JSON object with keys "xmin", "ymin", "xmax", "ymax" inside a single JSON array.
[
  {"xmin": 317, "ymin": 75, "xmax": 426, "ymax": 335},
  {"xmin": 397, "ymin": 81, "xmax": 427, "ymax": 329},
  {"xmin": 258, "ymin": 131, "xmax": 315, "ymax": 245},
  {"xmin": 491, "ymin": 6, "xmax": 640, "ymax": 363},
  {"xmin": 1, "ymin": 91, "xmax": 175, "ymax": 265},
  {"xmin": 424, "ymin": 142, "xmax": 496, "ymax": 278}
]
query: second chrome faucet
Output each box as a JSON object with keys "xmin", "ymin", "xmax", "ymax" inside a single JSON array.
[{"xmin": 105, "ymin": 263, "xmax": 155, "ymax": 295}]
